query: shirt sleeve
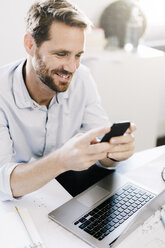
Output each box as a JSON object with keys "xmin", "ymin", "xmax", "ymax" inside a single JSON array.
[
  {"xmin": 95, "ymin": 161, "xmax": 116, "ymax": 170},
  {"xmin": 0, "ymin": 109, "xmax": 20, "ymax": 201}
]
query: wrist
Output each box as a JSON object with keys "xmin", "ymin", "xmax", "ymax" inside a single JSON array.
[
  {"xmin": 96, "ymin": 160, "xmax": 116, "ymax": 170},
  {"xmin": 49, "ymin": 149, "xmax": 67, "ymax": 175},
  {"xmin": 99, "ymin": 157, "xmax": 118, "ymax": 168},
  {"xmin": 107, "ymin": 157, "xmax": 119, "ymax": 162}
]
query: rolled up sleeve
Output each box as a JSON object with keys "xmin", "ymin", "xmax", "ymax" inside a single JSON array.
[
  {"xmin": 0, "ymin": 159, "xmax": 19, "ymax": 201},
  {"xmin": 0, "ymin": 110, "xmax": 19, "ymax": 201}
]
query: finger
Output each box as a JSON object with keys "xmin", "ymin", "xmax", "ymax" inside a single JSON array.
[
  {"xmin": 77, "ymin": 126, "xmax": 110, "ymax": 145},
  {"xmin": 107, "ymin": 142, "xmax": 134, "ymax": 153},
  {"xmin": 90, "ymin": 137, "xmax": 100, "ymax": 144},
  {"xmin": 107, "ymin": 150, "xmax": 134, "ymax": 161},
  {"xmin": 130, "ymin": 123, "xmax": 136, "ymax": 132},
  {"xmin": 88, "ymin": 142, "xmax": 111, "ymax": 154},
  {"xmin": 75, "ymin": 133, "xmax": 84, "ymax": 138},
  {"xmin": 88, "ymin": 151, "xmax": 108, "ymax": 161},
  {"xmin": 110, "ymin": 133, "xmax": 135, "ymax": 145},
  {"xmin": 126, "ymin": 123, "xmax": 136, "ymax": 134}
]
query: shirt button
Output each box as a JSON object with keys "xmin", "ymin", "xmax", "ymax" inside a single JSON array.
[{"xmin": 32, "ymin": 103, "xmax": 38, "ymax": 108}]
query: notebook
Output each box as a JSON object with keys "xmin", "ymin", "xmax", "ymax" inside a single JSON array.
[
  {"xmin": 113, "ymin": 189, "xmax": 165, "ymax": 248},
  {"xmin": 0, "ymin": 207, "xmax": 46, "ymax": 248},
  {"xmin": 48, "ymin": 172, "xmax": 156, "ymax": 248}
]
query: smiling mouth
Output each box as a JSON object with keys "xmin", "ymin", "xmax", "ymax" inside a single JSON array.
[{"xmin": 56, "ymin": 72, "xmax": 71, "ymax": 80}]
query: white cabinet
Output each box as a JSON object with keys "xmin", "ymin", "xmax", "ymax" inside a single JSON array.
[{"xmin": 82, "ymin": 46, "xmax": 165, "ymax": 151}]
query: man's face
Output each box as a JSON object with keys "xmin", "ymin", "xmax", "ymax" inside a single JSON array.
[{"xmin": 32, "ymin": 22, "xmax": 85, "ymax": 93}]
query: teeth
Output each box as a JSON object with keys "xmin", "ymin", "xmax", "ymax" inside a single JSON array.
[{"xmin": 58, "ymin": 73, "xmax": 69, "ymax": 79}]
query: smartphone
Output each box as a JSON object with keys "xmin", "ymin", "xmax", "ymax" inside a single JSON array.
[{"xmin": 100, "ymin": 121, "xmax": 130, "ymax": 143}]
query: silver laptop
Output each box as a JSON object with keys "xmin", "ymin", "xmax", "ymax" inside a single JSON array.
[{"xmin": 48, "ymin": 172, "xmax": 156, "ymax": 248}]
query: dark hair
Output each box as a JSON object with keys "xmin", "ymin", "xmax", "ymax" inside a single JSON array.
[{"xmin": 25, "ymin": 0, "xmax": 91, "ymax": 47}]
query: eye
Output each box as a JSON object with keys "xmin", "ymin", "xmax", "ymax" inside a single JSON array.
[
  {"xmin": 76, "ymin": 54, "xmax": 82, "ymax": 58},
  {"xmin": 56, "ymin": 52, "xmax": 67, "ymax": 57}
]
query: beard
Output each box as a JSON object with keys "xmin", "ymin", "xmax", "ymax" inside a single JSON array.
[{"xmin": 34, "ymin": 50, "xmax": 72, "ymax": 93}]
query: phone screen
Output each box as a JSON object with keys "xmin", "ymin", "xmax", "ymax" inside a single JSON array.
[{"xmin": 100, "ymin": 122, "xmax": 130, "ymax": 143}]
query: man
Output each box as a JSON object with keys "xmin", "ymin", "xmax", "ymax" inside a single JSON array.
[{"xmin": 0, "ymin": 0, "xmax": 135, "ymax": 201}]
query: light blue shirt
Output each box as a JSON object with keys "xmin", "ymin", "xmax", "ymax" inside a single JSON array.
[{"xmin": 0, "ymin": 59, "xmax": 110, "ymax": 201}]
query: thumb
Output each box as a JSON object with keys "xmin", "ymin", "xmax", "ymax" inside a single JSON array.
[
  {"xmin": 77, "ymin": 126, "xmax": 110, "ymax": 145},
  {"xmin": 126, "ymin": 123, "xmax": 136, "ymax": 134}
]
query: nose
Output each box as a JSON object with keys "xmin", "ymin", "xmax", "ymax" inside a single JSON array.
[{"xmin": 63, "ymin": 57, "xmax": 79, "ymax": 73}]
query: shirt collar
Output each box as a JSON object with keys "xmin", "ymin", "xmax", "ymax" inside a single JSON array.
[
  {"xmin": 12, "ymin": 59, "xmax": 73, "ymax": 109},
  {"xmin": 12, "ymin": 59, "xmax": 33, "ymax": 109}
]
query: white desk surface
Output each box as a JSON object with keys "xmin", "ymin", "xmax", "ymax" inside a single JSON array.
[{"xmin": 1, "ymin": 145, "xmax": 165, "ymax": 248}]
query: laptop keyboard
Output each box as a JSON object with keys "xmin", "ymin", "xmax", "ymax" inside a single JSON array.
[{"xmin": 74, "ymin": 184, "xmax": 154, "ymax": 241}]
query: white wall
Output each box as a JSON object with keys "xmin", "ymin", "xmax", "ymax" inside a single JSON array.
[
  {"xmin": 0, "ymin": 0, "xmax": 112, "ymax": 66},
  {"xmin": 1, "ymin": 0, "xmax": 165, "ymax": 65},
  {"xmin": 1, "ymin": 0, "xmax": 165, "ymax": 149},
  {"xmin": 82, "ymin": 48, "xmax": 165, "ymax": 151},
  {"xmin": 0, "ymin": 0, "xmax": 36, "ymax": 66},
  {"xmin": 70, "ymin": 0, "xmax": 113, "ymax": 25}
]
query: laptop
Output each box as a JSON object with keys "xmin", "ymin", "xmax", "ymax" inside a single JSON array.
[{"xmin": 48, "ymin": 172, "xmax": 156, "ymax": 248}]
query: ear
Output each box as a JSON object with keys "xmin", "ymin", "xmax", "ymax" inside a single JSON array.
[{"xmin": 24, "ymin": 32, "xmax": 36, "ymax": 56}]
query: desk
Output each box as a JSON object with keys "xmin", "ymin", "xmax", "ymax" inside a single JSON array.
[{"xmin": 0, "ymin": 145, "xmax": 165, "ymax": 248}]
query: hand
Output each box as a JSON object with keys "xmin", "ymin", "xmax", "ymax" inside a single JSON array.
[
  {"xmin": 106, "ymin": 123, "xmax": 136, "ymax": 161},
  {"xmin": 57, "ymin": 126, "xmax": 112, "ymax": 172}
]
